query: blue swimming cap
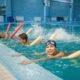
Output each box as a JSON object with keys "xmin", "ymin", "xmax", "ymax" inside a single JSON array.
[{"xmin": 46, "ymin": 40, "xmax": 56, "ymax": 47}]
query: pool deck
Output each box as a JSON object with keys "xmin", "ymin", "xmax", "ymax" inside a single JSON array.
[
  {"xmin": 0, "ymin": 44, "xmax": 63, "ymax": 80},
  {"xmin": 0, "ymin": 64, "xmax": 16, "ymax": 80}
]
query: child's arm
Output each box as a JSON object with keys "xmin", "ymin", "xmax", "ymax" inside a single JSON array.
[
  {"xmin": 19, "ymin": 52, "xmax": 64, "ymax": 64},
  {"xmin": 62, "ymin": 50, "xmax": 80, "ymax": 59},
  {"xmin": 11, "ymin": 52, "xmax": 45, "ymax": 57},
  {"xmin": 30, "ymin": 36, "xmax": 42, "ymax": 46},
  {"xmin": 4, "ymin": 34, "xmax": 9, "ymax": 39},
  {"xmin": 19, "ymin": 57, "xmax": 49, "ymax": 64},
  {"xmin": 19, "ymin": 56, "xmax": 55, "ymax": 64},
  {"xmin": 33, "ymin": 52, "xmax": 45, "ymax": 56}
]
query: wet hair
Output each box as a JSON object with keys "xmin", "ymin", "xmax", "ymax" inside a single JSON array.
[
  {"xmin": 46, "ymin": 40, "xmax": 56, "ymax": 47},
  {"xmin": 19, "ymin": 33, "xmax": 28, "ymax": 41},
  {"xmin": 0, "ymin": 36, "xmax": 2, "ymax": 38}
]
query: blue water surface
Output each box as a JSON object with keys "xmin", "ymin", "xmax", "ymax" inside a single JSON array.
[{"xmin": 0, "ymin": 23, "xmax": 80, "ymax": 80}]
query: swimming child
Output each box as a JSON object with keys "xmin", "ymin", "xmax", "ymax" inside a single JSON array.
[
  {"xmin": 18, "ymin": 33, "xmax": 42, "ymax": 46},
  {"xmin": 18, "ymin": 40, "xmax": 80, "ymax": 64},
  {"xmin": 0, "ymin": 23, "xmax": 11, "ymax": 39},
  {"xmin": 18, "ymin": 33, "xmax": 31, "ymax": 45},
  {"xmin": 0, "ymin": 32, "xmax": 8, "ymax": 38}
]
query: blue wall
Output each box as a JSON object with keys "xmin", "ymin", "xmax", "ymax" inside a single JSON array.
[
  {"xmin": 0, "ymin": 0, "xmax": 3, "ymax": 7},
  {"xmin": 50, "ymin": 1, "xmax": 70, "ymax": 17},
  {"xmin": 0, "ymin": 0, "xmax": 4, "ymax": 15},
  {"xmin": 12, "ymin": 0, "xmax": 44, "ymax": 21},
  {"xmin": 6, "ymin": 0, "xmax": 71, "ymax": 22},
  {"xmin": 73, "ymin": 0, "xmax": 80, "ymax": 21},
  {"xmin": 5, "ymin": 0, "xmax": 80, "ymax": 22},
  {"xmin": 6, "ymin": 0, "xmax": 12, "ymax": 19}
]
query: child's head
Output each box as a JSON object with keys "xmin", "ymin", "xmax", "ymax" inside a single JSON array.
[
  {"xmin": 46, "ymin": 40, "xmax": 56, "ymax": 55},
  {"xmin": 0, "ymin": 32, "xmax": 5, "ymax": 38},
  {"xmin": 18, "ymin": 33, "xmax": 28, "ymax": 44}
]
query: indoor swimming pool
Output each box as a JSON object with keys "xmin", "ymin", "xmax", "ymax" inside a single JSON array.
[{"xmin": 0, "ymin": 22, "xmax": 80, "ymax": 80}]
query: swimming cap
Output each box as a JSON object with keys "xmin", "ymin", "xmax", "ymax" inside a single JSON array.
[{"xmin": 46, "ymin": 40, "xmax": 56, "ymax": 47}]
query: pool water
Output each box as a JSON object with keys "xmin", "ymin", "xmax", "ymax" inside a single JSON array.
[{"xmin": 0, "ymin": 23, "xmax": 80, "ymax": 80}]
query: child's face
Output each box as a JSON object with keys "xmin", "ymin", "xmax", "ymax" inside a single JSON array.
[
  {"xmin": 46, "ymin": 44, "xmax": 56, "ymax": 55},
  {"xmin": 18, "ymin": 37, "xmax": 26, "ymax": 44}
]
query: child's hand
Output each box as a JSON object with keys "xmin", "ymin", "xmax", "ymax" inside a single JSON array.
[
  {"xmin": 5, "ymin": 34, "xmax": 8, "ymax": 38},
  {"xmin": 19, "ymin": 60, "xmax": 36, "ymax": 64},
  {"xmin": 11, "ymin": 54, "xmax": 22, "ymax": 57}
]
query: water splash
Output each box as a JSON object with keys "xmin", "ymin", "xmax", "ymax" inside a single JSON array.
[
  {"xmin": 31, "ymin": 23, "xmax": 44, "ymax": 38},
  {"xmin": 14, "ymin": 23, "xmax": 80, "ymax": 42},
  {"xmin": 30, "ymin": 23, "xmax": 80, "ymax": 42},
  {"xmin": 54, "ymin": 28, "xmax": 80, "ymax": 42},
  {"xmin": 15, "ymin": 28, "xmax": 25, "ymax": 37}
]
